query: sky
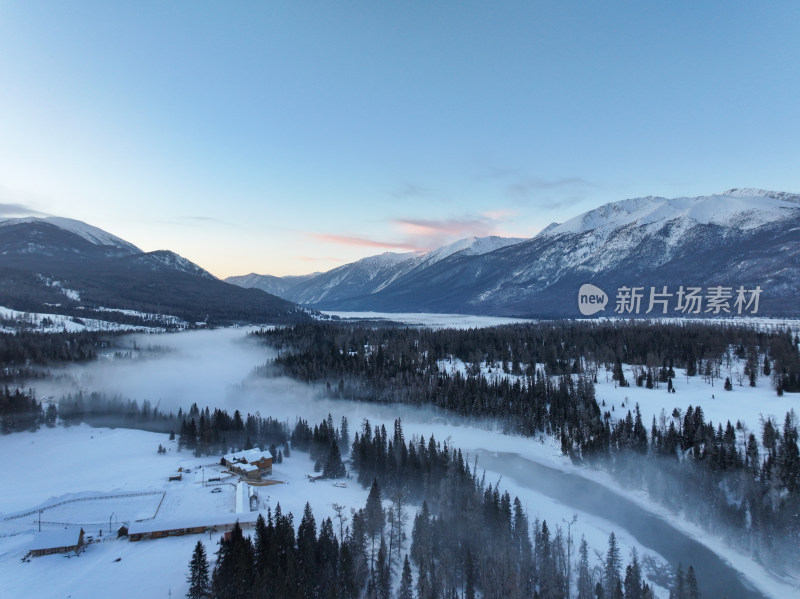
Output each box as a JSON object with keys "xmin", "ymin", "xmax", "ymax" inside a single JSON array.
[{"xmin": 1, "ymin": 1, "xmax": 799, "ymax": 278}]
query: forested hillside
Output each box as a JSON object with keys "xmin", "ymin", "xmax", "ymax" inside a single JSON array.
[{"xmin": 255, "ymin": 321, "xmax": 800, "ymax": 571}]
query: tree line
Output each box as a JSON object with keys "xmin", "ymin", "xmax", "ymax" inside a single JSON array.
[
  {"xmin": 255, "ymin": 321, "xmax": 800, "ymax": 571},
  {"xmin": 189, "ymin": 416, "xmax": 693, "ymax": 599}
]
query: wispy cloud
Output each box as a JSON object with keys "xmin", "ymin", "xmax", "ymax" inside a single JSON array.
[
  {"xmin": 472, "ymin": 167, "xmax": 597, "ymax": 205},
  {"xmin": 310, "ymin": 233, "xmax": 426, "ymax": 251},
  {"xmin": 389, "ymin": 182, "xmax": 436, "ymax": 200},
  {"xmin": 298, "ymin": 255, "xmax": 345, "ymax": 262},
  {"xmin": 0, "ymin": 185, "xmax": 49, "ymax": 218},
  {"xmin": 180, "ymin": 215, "xmax": 235, "ymax": 226},
  {"xmin": 0, "ymin": 202, "xmax": 47, "ymax": 218},
  {"xmin": 392, "ymin": 216, "xmax": 496, "ymax": 240},
  {"xmin": 506, "ymin": 176, "xmax": 596, "ymax": 201},
  {"xmin": 311, "ymin": 209, "xmax": 525, "ymax": 256}
]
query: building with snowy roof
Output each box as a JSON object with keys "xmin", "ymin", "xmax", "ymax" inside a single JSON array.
[
  {"xmin": 221, "ymin": 449, "xmax": 272, "ymax": 479},
  {"xmin": 29, "ymin": 528, "xmax": 85, "ymax": 557}
]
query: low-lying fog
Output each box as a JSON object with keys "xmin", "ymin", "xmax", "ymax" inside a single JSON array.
[{"xmin": 24, "ymin": 327, "xmax": 777, "ymax": 599}]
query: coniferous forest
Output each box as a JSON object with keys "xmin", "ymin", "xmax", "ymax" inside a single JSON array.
[
  {"xmin": 254, "ymin": 321, "xmax": 800, "ymax": 574},
  {"xmin": 196, "ymin": 416, "xmax": 685, "ymax": 599}
]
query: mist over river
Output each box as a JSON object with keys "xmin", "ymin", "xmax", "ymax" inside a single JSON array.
[{"xmin": 27, "ymin": 327, "xmax": 779, "ymax": 599}]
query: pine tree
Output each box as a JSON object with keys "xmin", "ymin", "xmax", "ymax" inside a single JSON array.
[
  {"xmin": 576, "ymin": 537, "xmax": 594, "ymax": 599},
  {"xmin": 324, "ymin": 440, "xmax": 346, "ymax": 478},
  {"xmin": 365, "ymin": 479, "xmax": 385, "ymax": 573},
  {"xmin": 376, "ymin": 536, "xmax": 392, "ymax": 599},
  {"xmin": 186, "ymin": 540, "xmax": 211, "ymax": 599},
  {"xmin": 397, "ymin": 554, "xmax": 414, "ymax": 599},
  {"xmin": 464, "ymin": 550, "xmax": 476, "ymax": 599},
  {"xmin": 623, "ymin": 549, "xmax": 643, "ymax": 599},
  {"xmin": 604, "ymin": 532, "xmax": 622, "ymax": 599},
  {"xmin": 685, "ymin": 566, "xmax": 699, "ymax": 599},
  {"xmin": 670, "ymin": 563, "xmax": 686, "ymax": 599}
]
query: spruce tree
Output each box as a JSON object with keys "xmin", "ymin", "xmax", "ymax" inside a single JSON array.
[
  {"xmin": 365, "ymin": 479, "xmax": 385, "ymax": 573},
  {"xmin": 576, "ymin": 537, "xmax": 594, "ymax": 599},
  {"xmin": 186, "ymin": 540, "xmax": 211, "ymax": 599},
  {"xmin": 686, "ymin": 565, "xmax": 699, "ymax": 599},
  {"xmin": 397, "ymin": 554, "xmax": 413, "ymax": 599},
  {"xmin": 604, "ymin": 532, "xmax": 622, "ymax": 599},
  {"xmin": 324, "ymin": 441, "xmax": 346, "ymax": 478}
]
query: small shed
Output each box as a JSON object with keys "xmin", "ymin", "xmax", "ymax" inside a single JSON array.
[{"xmin": 29, "ymin": 528, "xmax": 85, "ymax": 557}]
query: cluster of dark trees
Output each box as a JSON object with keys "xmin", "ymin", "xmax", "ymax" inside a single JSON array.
[
  {"xmin": 612, "ymin": 402, "xmax": 800, "ymax": 569},
  {"xmin": 0, "ymin": 386, "xmax": 51, "ymax": 433},
  {"xmin": 20, "ymin": 389, "xmax": 290, "ymax": 458},
  {"xmin": 290, "ymin": 415, "xmax": 348, "ymax": 477},
  {"xmin": 0, "ymin": 330, "xmax": 106, "ymax": 380},
  {"xmin": 189, "ymin": 416, "xmax": 695, "ymax": 598},
  {"xmin": 175, "ymin": 404, "xmax": 289, "ymax": 456},
  {"xmin": 255, "ymin": 321, "xmax": 800, "ymax": 394},
  {"xmin": 256, "ymin": 321, "xmax": 800, "ymax": 570}
]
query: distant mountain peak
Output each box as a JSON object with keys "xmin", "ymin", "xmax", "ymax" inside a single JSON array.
[
  {"xmin": 132, "ymin": 250, "xmax": 218, "ymax": 280},
  {"xmin": 0, "ymin": 216, "xmax": 141, "ymax": 253},
  {"xmin": 544, "ymin": 189, "xmax": 800, "ymax": 237},
  {"xmin": 720, "ymin": 188, "xmax": 800, "ymax": 202}
]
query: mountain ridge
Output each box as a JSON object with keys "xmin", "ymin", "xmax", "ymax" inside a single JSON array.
[
  {"xmin": 228, "ymin": 189, "xmax": 800, "ymax": 317},
  {"xmin": 0, "ymin": 217, "xmax": 308, "ymax": 327}
]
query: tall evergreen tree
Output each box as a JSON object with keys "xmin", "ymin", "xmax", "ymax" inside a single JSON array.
[
  {"xmin": 365, "ymin": 479, "xmax": 385, "ymax": 573},
  {"xmin": 686, "ymin": 566, "xmax": 700, "ymax": 599},
  {"xmin": 604, "ymin": 532, "xmax": 622, "ymax": 599},
  {"xmin": 576, "ymin": 536, "xmax": 594, "ymax": 599},
  {"xmin": 186, "ymin": 540, "xmax": 211, "ymax": 599},
  {"xmin": 324, "ymin": 440, "xmax": 347, "ymax": 478}
]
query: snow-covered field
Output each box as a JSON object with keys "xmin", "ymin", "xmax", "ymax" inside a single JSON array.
[
  {"xmin": 321, "ymin": 311, "xmax": 537, "ymax": 329},
  {"xmin": 0, "ymin": 305, "xmax": 184, "ymax": 333},
  {"xmin": 0, "ymin": 424, "xmax": 680, "ymax": 599},
  {"xmin": 0, "ymin": 425, "xmax": 371, "ymax": 599},
  {"xmin": 594, "ymin": 363, "xmax": 799, "ymax": 442}
]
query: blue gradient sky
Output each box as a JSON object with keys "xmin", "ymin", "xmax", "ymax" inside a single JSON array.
[{"xmin": 1, "ymin": 2, "xmax": 798, "ymax": 277}]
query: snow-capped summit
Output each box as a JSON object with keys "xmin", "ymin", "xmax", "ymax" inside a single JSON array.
[
  {"xmin": 229, "ymin": 189, "xmax": 800, "ymax": 316},
  {"xmin": 543, "ymin": 189, "xmax": 800, "ymax": 238},
  {"xmin": 227, "ymin": 235, "xmax": 526, "ymax": 304},
  {"xmin": 0, "ymin": 216, "xmax": 142, "ymax": 253},
  {"xmin": 417, "ymin": 236, "xmax": 526, "ymax": 268}
]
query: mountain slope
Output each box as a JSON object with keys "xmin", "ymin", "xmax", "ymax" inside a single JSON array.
[
  {"xmin": 230, "ymin": 190, "xmax": 800, "ymax": 317},
  {"xmin": 227, "ymin": 236, "xmax": 525, "ymax": 305},
  {"xmin": 0, "ymin": 217, "xmax": 308, "ymax": 326}
]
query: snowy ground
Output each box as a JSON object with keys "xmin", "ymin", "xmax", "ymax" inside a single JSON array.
[
  {"xmin": 320, "ymin": 311, "xmax": 537, "ymax": 329},
  {"xmin": 0, "ymin": 425, "xmax": 371, "ymax": 599},
  {"xmin": 0, "ymin": 305, "xmax": 183, "ymax": 333},
  {"xmin": 0, "ymin": 423, "xmax": 684, "ymax": 599},
  {"xmin": 594, "ymin": 362, "xmax": 799, "ymax": 439}
]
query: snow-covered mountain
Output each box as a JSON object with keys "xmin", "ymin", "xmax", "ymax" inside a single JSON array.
[
  {"xmin": 229, "ymin": 190, "xmax": 800, "ymax": 316},
  {"xmin": 227, "ymin": 236, "xmax": 526, "ymax": 305},
  {"xmin": 0, "ymin": 217, "xmax": 307, "ymax": 326},
  {"xmin": 0, "ymin": 216, "xmax": 141, "ymax": 254}
]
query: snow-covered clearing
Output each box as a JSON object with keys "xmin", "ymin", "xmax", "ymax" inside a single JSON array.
[
  {"xmin": 0, "ymin": 425, "xmax": 370, "ymax": 599},
  {"xmin": 594, "ymin": 362, "xmax": 799, "ymax": 444},
  {"xmin": 321, "ymin": 311, "xmax": 537, "ymax": 329},
  {"xmin": 0, "ymin": 305, "xmax": 180, "ymax": 333}
]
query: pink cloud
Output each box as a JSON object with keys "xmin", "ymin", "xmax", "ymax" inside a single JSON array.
[
  {"xmin": 310, "ymin": 233, "xmax": 425, "ymax": 251},
  {"xmin": 311, "ymin": 210, "xmax": 525, "ymax": 256}
]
